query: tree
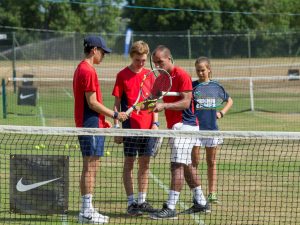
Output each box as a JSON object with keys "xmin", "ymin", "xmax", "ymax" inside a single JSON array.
[
  {"xmin": 123, "ymin": 0, "xmax": 221, "ymax": 32},
  {"xmin": 122, "ymin": 0, "xmax": 222, "ymax": 58},
  {"xmin": 0, "ymin": 0, "xmax": 123, "ymax": 33},
  {"xmin": 122, "ymin": 0, "xmax": 300, "ymax": 57},
  {"xmin": 0, "ymin": 0, "xmax": 22, "ymax": 27}
]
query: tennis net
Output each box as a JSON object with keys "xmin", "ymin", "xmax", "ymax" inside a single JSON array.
[{"xmin": 0, "ymin": 125, "xmax": 299, "ymax": 225}]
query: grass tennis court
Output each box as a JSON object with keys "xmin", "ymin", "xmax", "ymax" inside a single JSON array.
[
  {"xmin": 1, "ymin": 87, "xmax": 299, "ymax": 130},
  {"xmin": 1, "ymin": 57, "xmax": 300, "ymax": 131},
  {"xmin": 0, "ymin": 56, "xmax": 299, "ymax": 224},
  {"xmin": 0, "ymin": 129, "xmax": 299, "ymax": 225},
  {"xmin": 1, "ymin": 3, "xmax": 300, "ymax": 223}
]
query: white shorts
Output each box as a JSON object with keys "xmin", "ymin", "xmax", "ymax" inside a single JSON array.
[
  {"xmin": 195, "ymin": 137, "xmax": 223, "ymax": 147},
  {"xmin": 169, "ymin": 123, "xmax": 198, "ymax": 165}
]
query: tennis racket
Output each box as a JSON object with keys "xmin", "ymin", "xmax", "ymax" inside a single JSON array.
[
  {"xmin": 162, "ymin": 80, "xmax": 227, "ymax": 109},
  {"xmin": 149, "ymin": 54, "xmax": 156, "ymax": 71},
  {"xmin": 126, "ymin": 68, "xmax": 172, "ymax": 115},
  {"xmin": 151, "ymin": 137, "xmax": 164, "ymax": 158},
  {"xmin": 193, "ymin": 81, "xmax": 227, "ymax": 110}
]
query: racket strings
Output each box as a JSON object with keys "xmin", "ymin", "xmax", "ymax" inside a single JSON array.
[
  {"xmin": 194, "ymin": 83, "xmax": 226, "ymax": 109},
  {"xmin": 140, "ymin": 72, "xmax": 156, "ymax": 100},
  {"xmin": 134, "ymin": 69, "xmax": 172, "ymax": 111},
  {"xmin": 151, "ymin": 74, "xmax": 172, "ymax": 98}
]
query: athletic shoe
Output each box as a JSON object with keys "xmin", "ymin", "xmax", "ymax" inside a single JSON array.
[
  {"xmin": 208, "ymin": 192, "xmax": 219, "ymax": 204},
  {"xmin": 138, "ymin": 201, "xmax": 156, "ymax": 213},
  {"xmin": 149, "ymin": 203, "xmax": 177, "ymax": 219},
  {"xmin": 127, "ymin": 202, "xmax": 142, "ymax": 216},
  {"xmin": 78, "ymin": 208, "xmax": 109, "ymax": 224},
  {"xmin": 180, "ymin": 200, "xmax": 211, "ymax": 214}
]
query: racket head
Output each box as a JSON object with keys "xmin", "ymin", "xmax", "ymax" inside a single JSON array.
[
  {"xmin": 139, "ymin": 70, "xmax": 156, "ymax": 101},
  {"xmin": 126, "ymin": 70, "xmax": 155, "ymax": 115},
  {"xmin": 193, "ymin": 81, "xmax": 227, "ymax": 110},
  {"xmin": 149, "ymin": 55, "xmax": 163, "ymax": 77},
  {"xmin": 126, "ymin": 68, "xmax": 172, "ymax": 114},
  {"xmin": 149, "ymin": 54, "xmax": 156, "ymax": 71},
  {"xmin": 147, "ymin": 68, "xmax": 172, "ymax": 100}
]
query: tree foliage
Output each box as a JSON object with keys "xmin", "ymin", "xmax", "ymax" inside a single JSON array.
[
  {"xmin": 123, "ymin": 0, "xmax": 300, "ymax": 33},
  {"xmin": 0, "ymin": 0, "xmax": 123, "ymax": 33},
  {"xmin": 0, "ymin": 0, "xmax": 299, "ymax": 58},
  {"xmin": 1, "ymin": 0, "xmax": 299, "ymax": 33},
  {"xmin": 123, "ymin": 0, "xmax": 221, "ymax": 32},
  {"xmin": 122, "ymin": 0, "xmax": 300, "ymax": 58}
]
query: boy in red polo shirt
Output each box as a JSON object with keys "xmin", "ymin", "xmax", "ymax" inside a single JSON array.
[
  {"xmin": 73, "ymin": 35, "xmax": 128, "ymax": 224},
  {"xmin": 112, "ymin": 40, "xmax": 158, "ymax": 216}
]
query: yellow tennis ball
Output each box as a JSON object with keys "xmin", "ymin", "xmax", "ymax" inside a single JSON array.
[
  {"xmin": 148, "ymin": 102, "xmax": 155, "ymax": 108},
  {"xmin": 105, "ymin": 151, "xmax": 111, "ymax": 156},
  {"xmin": 40, "ymin": 144, "xmax": 46, "ymax": 149},
  {"xmin": 34, "ymin": 145, "xmax": 40, "ymax": 150},
  {"xmin": 64, "ymin": 144, "xmax": 69, "ymax": 149},
  {"xmin": 74, "ymin": 144, "xmax": 79, "ymax": 149}
]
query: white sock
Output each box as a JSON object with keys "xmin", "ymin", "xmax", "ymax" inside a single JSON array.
[
  {"xmin": 81, "ymin": 194, "xmax": 93, "ymax": 212},
  {"xmin": 138, "ymin": 192, "xmax": 146, "ymax": 205},
  {"xmin": 127, "ymin": 194, "xmax": 135, "ymax": 206},
  {"xmin": 166, "ymin": 190, "xmax": 180, "ymax": 210},
  {"xmin": 192, "ymin": 186, "xmax": 207, "ymax": 205}
]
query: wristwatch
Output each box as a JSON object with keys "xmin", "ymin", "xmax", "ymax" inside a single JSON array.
[
  {"xmin": 113, "ymin": 111, "xmax": 119, "ymax": 119},
  {"xmin": 153, "ymin": 122, "xmax": 160, "ymax": 127},
  {"xmin": 219, "ymin": 111, "xmax": 224, "ymax": 118}
]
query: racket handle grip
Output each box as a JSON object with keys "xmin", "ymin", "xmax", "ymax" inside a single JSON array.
[
  {"xmin": 126, "ymin": 107, "xmax": 134, "ymax": 115},
  {"xmin": 163, "ymin": 91, "xmax": 181, "ymax": 96}
]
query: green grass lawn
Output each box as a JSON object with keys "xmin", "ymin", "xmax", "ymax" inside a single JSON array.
[
  {"xmin": 1, "ymin": 77, "xmax": 300, "ymax": 131},
  {"xmin": 0, "ymin": 134, "xmax": 299, "ymax": 225},
  {"xmin": 0, "ymin": 58, "xmax": 299, "ymax": 224}
]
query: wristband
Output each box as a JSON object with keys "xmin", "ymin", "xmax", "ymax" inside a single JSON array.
[
  {"xmin": 113, "ymin": 111, "xmax": 119, "ymax": 119},
  {"xmin": 153, "ymin": 122, "xmax": 160, "ymax": 127},
  {"xmin": 219, "ymin": 111, "xmax": 224, "ymax": 118}
]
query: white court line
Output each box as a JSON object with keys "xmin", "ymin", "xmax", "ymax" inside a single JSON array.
[
  {"xmin": 14, "ymin": 62, "xmax": 300, "ymax": 72},
  {"xmin": 149, "ymin": 171, "xmax": 206, "ymax": 225},
  {"xmin": 39, "ymin": 106, "xmax": 46, "ymax": 126},
  {"xmin": 61, "ymin": 214, "xmax": 68, "ymax": 225},
  {"xmin": 181, "ymin": 62, "xmax": 300, "ymax": 71},
  {"xmin": 63, "ymin": 88, "xmax": 73, "ymax": 98},
  {"xmin": 37, "ymin": 92, "xmax": 46, "ymax": 126},
  {"xmin": 9, "ymin": 75, "xmax": 298, "ymax": 83}
]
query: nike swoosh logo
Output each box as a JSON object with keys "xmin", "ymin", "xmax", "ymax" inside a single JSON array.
[
  {"xmin": 16, "ymin": 177, "xmax": 61, "ymax": 192},
  {"xmin": 82, "ymin": 216, "xmax": 93, "ymax": 220},
  {"xmin": 20, "ymin": 93, "xmax": 35, "ymax": 99}
]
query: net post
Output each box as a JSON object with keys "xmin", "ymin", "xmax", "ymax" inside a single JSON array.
[
  {"xmin": 187, "ymin": 29, "xmax": 191, "ymax": 59},
  {"xmin": 249, "ymin": 77, "xmax": 255, "ymax": 111},
  {"xmin": 72, "ymin": 32, "xmax": 76, "ymax": 61},
  {"xmin": 12, "ymin": 32, "xmax": 17, "ymax": 94},
  {"xmin": 2, "ymin": 78, "xmax": 7, "ymax": 119}
]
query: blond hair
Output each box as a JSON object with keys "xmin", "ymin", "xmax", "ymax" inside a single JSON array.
[{"xmin": 129, "ymin": 40, "xmax": 149, "ymax": 57}]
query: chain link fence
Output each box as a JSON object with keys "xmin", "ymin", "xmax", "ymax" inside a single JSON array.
[{"xmin": 0, "ymin": 28, "xmax": 299, "ymax": 129}]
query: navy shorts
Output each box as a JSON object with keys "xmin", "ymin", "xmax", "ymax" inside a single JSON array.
[
  {"xmin": 78, "ymin": 135, "xmax": 105, "ymax": 157},
  {"xmin": 123, "ymin": 137, "xmax": 155, "ymax": 157}
]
